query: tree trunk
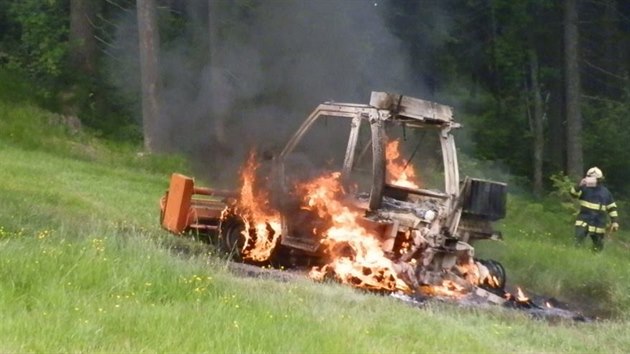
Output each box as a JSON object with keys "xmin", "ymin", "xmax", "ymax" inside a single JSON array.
[
  {"xmin": 564, "ymin": 0, "xmax": 583, "ymax": 179},
  {"xmin": 529, "ymin": 49, "xmax": 545, "ymax": 197},
  {"xmin": 208, "ymin": 0, "xmax": 228, "ymax": 147},
  {"xmin": 137, "ymin": 0, "xmax": 161, "ymax": 153},
  {"xmin": 602, "ymin": 0, "xmax": 620, "ymax": 98},
  {"xmin": 548, "ymin": 80, "xmax": 565, "ymax": 175},
  {"xmin": 69, "ymin": 0, "xmax": 98, "ymax": 74}
]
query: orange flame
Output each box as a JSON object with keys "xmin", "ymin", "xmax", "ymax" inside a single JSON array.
[
  {"xmin": 455, "ymin": 262, "xmax": 500, "ymax": 288},
  {"xmin": 491, "ymin": 276, "xmax": 500, "ymax": 287},
  {"xmin": 302, "ymin": 172, "xmax": 410, "ymax": 292},
  {"xmin": 424, "ymin": 280, "xmax": 467, "ymax": 298},
  {"xmin": 225, "ymin": 151, "xmax": 476, "ymax": 298},
  {"xmin": 236, "ymin": 151, "xmax": 281, "ymax": 262},
  {"xmin": 516, "ymin": 287, "xmax": 529, "ymax": 302},
  {"xmin": 385, "ymin": 140, "xmax": 419, "ymax": 189}
]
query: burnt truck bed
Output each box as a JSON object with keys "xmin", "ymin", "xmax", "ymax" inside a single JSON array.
[{"xmin": 159, "ymin": 91, "xmax": 508, "ymax": 300}]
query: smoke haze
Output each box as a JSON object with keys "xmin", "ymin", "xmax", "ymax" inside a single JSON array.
[{"xmin": 110, "ymin": 0, "xmax": 427, "ymax": 187}]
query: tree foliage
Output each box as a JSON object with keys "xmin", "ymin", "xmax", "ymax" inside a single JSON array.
[
  {"xmin": 3, "ymin": 0, "xmax": 69, "ymax": 79},
  {"xmin": 583, "ymin": 92, "xmax": 630, "ymax": 195},
  {"xmin": 1, "ymin": 0, "xmax": 630, "ymax": 196}
]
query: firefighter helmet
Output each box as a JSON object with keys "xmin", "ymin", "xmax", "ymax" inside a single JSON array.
[{"xmin": 586, "ymin": 167, "xmax": 603, "ymax": 179}]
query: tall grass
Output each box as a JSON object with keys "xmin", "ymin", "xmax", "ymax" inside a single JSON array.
[
  {"xmin": 2, "ymin": 219, "xmax": 630, "ymax": 352},
  {"xmin": 0, "ymin": 78, "xmax": 187, "ymax": 175},
  {"xmin": 475, "ymin": 195, "xmax": 630, "ymax": 319}
]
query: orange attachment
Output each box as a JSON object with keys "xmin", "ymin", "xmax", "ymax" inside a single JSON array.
[
  {"xmin": 162, "ymin": 173, "xmax": 194, "ymax": 234},
  {"xmin": 160, "ymin": 173, "xmax": 238, "ymax": 235}
]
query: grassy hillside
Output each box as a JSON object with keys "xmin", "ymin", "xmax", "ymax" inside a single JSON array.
[
  {"xmin": 476, "ymin": 196, "xmax": 630, "ymax": 319},
  {"xmin": 2, "ymin": 69, "xmax": 630, "ymax": 352}
]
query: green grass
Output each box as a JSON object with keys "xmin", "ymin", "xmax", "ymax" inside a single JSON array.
[
  {"xmin": 2, "ymin": 215, "xmax": 630, "ymax": 352},
  {"xmin": 2, "ymin": 69, "xmax": 630, "ymax": 352},
  {"xmin": 0, "ymin": 86, "xmax": 187, "ymax": 175},
  {"xmin": 474, "ymin": 196, "xmax": 630, "ymax": 319}
]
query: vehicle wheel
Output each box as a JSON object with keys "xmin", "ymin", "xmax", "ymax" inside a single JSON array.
[
  {"xmin": 220, "ymin": 218, "xmax": 246, "ymax": 261},
  {"xmin": 478, "ymin": 259, "xmax": 506, "ymax": 290}
]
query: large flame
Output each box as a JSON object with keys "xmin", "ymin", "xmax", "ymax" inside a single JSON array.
[
  {"xmin": 225, "ymin": 150, "xmax": 489, "ymax": 298},
  {"xmin": 385, "ymin": 140, "xmax": 420, "ymax": 189},
  {"xmin": 298, "ymin": 172, "xmax": 410, "ymax": 292},
  {"xmin": 235, "ymin": 151, "xmax": 281, "ymax": 262}
]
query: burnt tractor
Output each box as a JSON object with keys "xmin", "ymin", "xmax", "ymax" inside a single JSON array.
[{"xmin": 160, "ymin": 91, "xmax": 508, "ymax": 297}]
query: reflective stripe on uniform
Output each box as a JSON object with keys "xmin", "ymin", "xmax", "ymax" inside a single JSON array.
[
  {"xmin": 606, "ymin": 202, "xmax": 618, "ymax": 218},
  {"xmin": 588, "ymin": 226, "xmax": 606, "ymax": 234},
  {"xmin": 579, "ymin": 200, "xmax": 605, "ymax": 211},
  {"xmin": 575, "ymin": 220, "xmax": 606, "ymax": 233}
]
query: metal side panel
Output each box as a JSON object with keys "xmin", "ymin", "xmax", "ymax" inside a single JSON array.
[
  {"xmin": 369, "ymin": 91, "xmax": 453, "ymax": 123},
  {"xmin": 280, "ymin": 234, "xmax": 321, "ymax": 253}
]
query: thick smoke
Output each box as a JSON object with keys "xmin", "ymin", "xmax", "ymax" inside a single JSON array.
[{"xmin": 110, "ymin": 0, "xmax": 426, "ymax": 187}]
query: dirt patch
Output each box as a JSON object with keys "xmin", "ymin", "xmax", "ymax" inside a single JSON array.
[{"xmin": 226, "ymin": 262, "xmax": 306, "ymax": 283}]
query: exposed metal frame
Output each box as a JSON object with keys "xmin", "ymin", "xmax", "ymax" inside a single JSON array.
[{"xmin": 277, "ymin": 92, "xmax": 461, "ymax": 249}]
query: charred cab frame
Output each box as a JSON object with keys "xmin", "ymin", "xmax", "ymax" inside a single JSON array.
[{"xmin": 272, "ymin": 92, "xmax": 507, "ymax": 289}]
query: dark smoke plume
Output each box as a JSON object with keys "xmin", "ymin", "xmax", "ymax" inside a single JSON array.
[{"xmin": 110, "ymin": 0, "xmax": 427, "ymax": 187}]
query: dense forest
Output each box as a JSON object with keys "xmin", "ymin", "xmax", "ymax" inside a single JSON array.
[{"xmin": 1, "ymin": 0, "xmax": 629, "ymax": 196}]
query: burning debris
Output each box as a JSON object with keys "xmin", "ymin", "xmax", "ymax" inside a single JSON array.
[
  {"xmin": 393, "ymin": 286, "xmax": 590, "ymax": 322},
  {"xmin": 495, "ymin": 287, "xmax": 589, "ymax": 322}
]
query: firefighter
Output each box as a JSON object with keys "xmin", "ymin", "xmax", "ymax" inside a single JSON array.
[{"xmin": 570, "ymin": 167, "xmax": 619, "ymax": 252}]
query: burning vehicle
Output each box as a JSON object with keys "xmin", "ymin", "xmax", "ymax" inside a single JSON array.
[{"xmin": 160, "ymin": 91, "xmax": 508, "ymax": 299}]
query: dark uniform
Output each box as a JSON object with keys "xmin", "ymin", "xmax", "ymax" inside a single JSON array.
[{"xmin": 570, "ymin": 183, "xmax": 618, "ymax": 251}]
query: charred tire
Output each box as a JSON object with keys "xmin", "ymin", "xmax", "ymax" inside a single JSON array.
[
  {"xmin": 478, "ymin": 259, "xmax": 506, "ymax": 290},
  {"xmin": 220, "ymin": 218, "xmax": 246, "ymax": 261}
]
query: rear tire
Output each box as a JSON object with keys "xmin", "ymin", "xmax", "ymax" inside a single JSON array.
[
  {"xmin": 220, "ymin": 218, "xmax": 246, "ymax": 261},
  {"xmin": 478, "ymin": 258, "xmax": 506, "ymax": 290}
]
